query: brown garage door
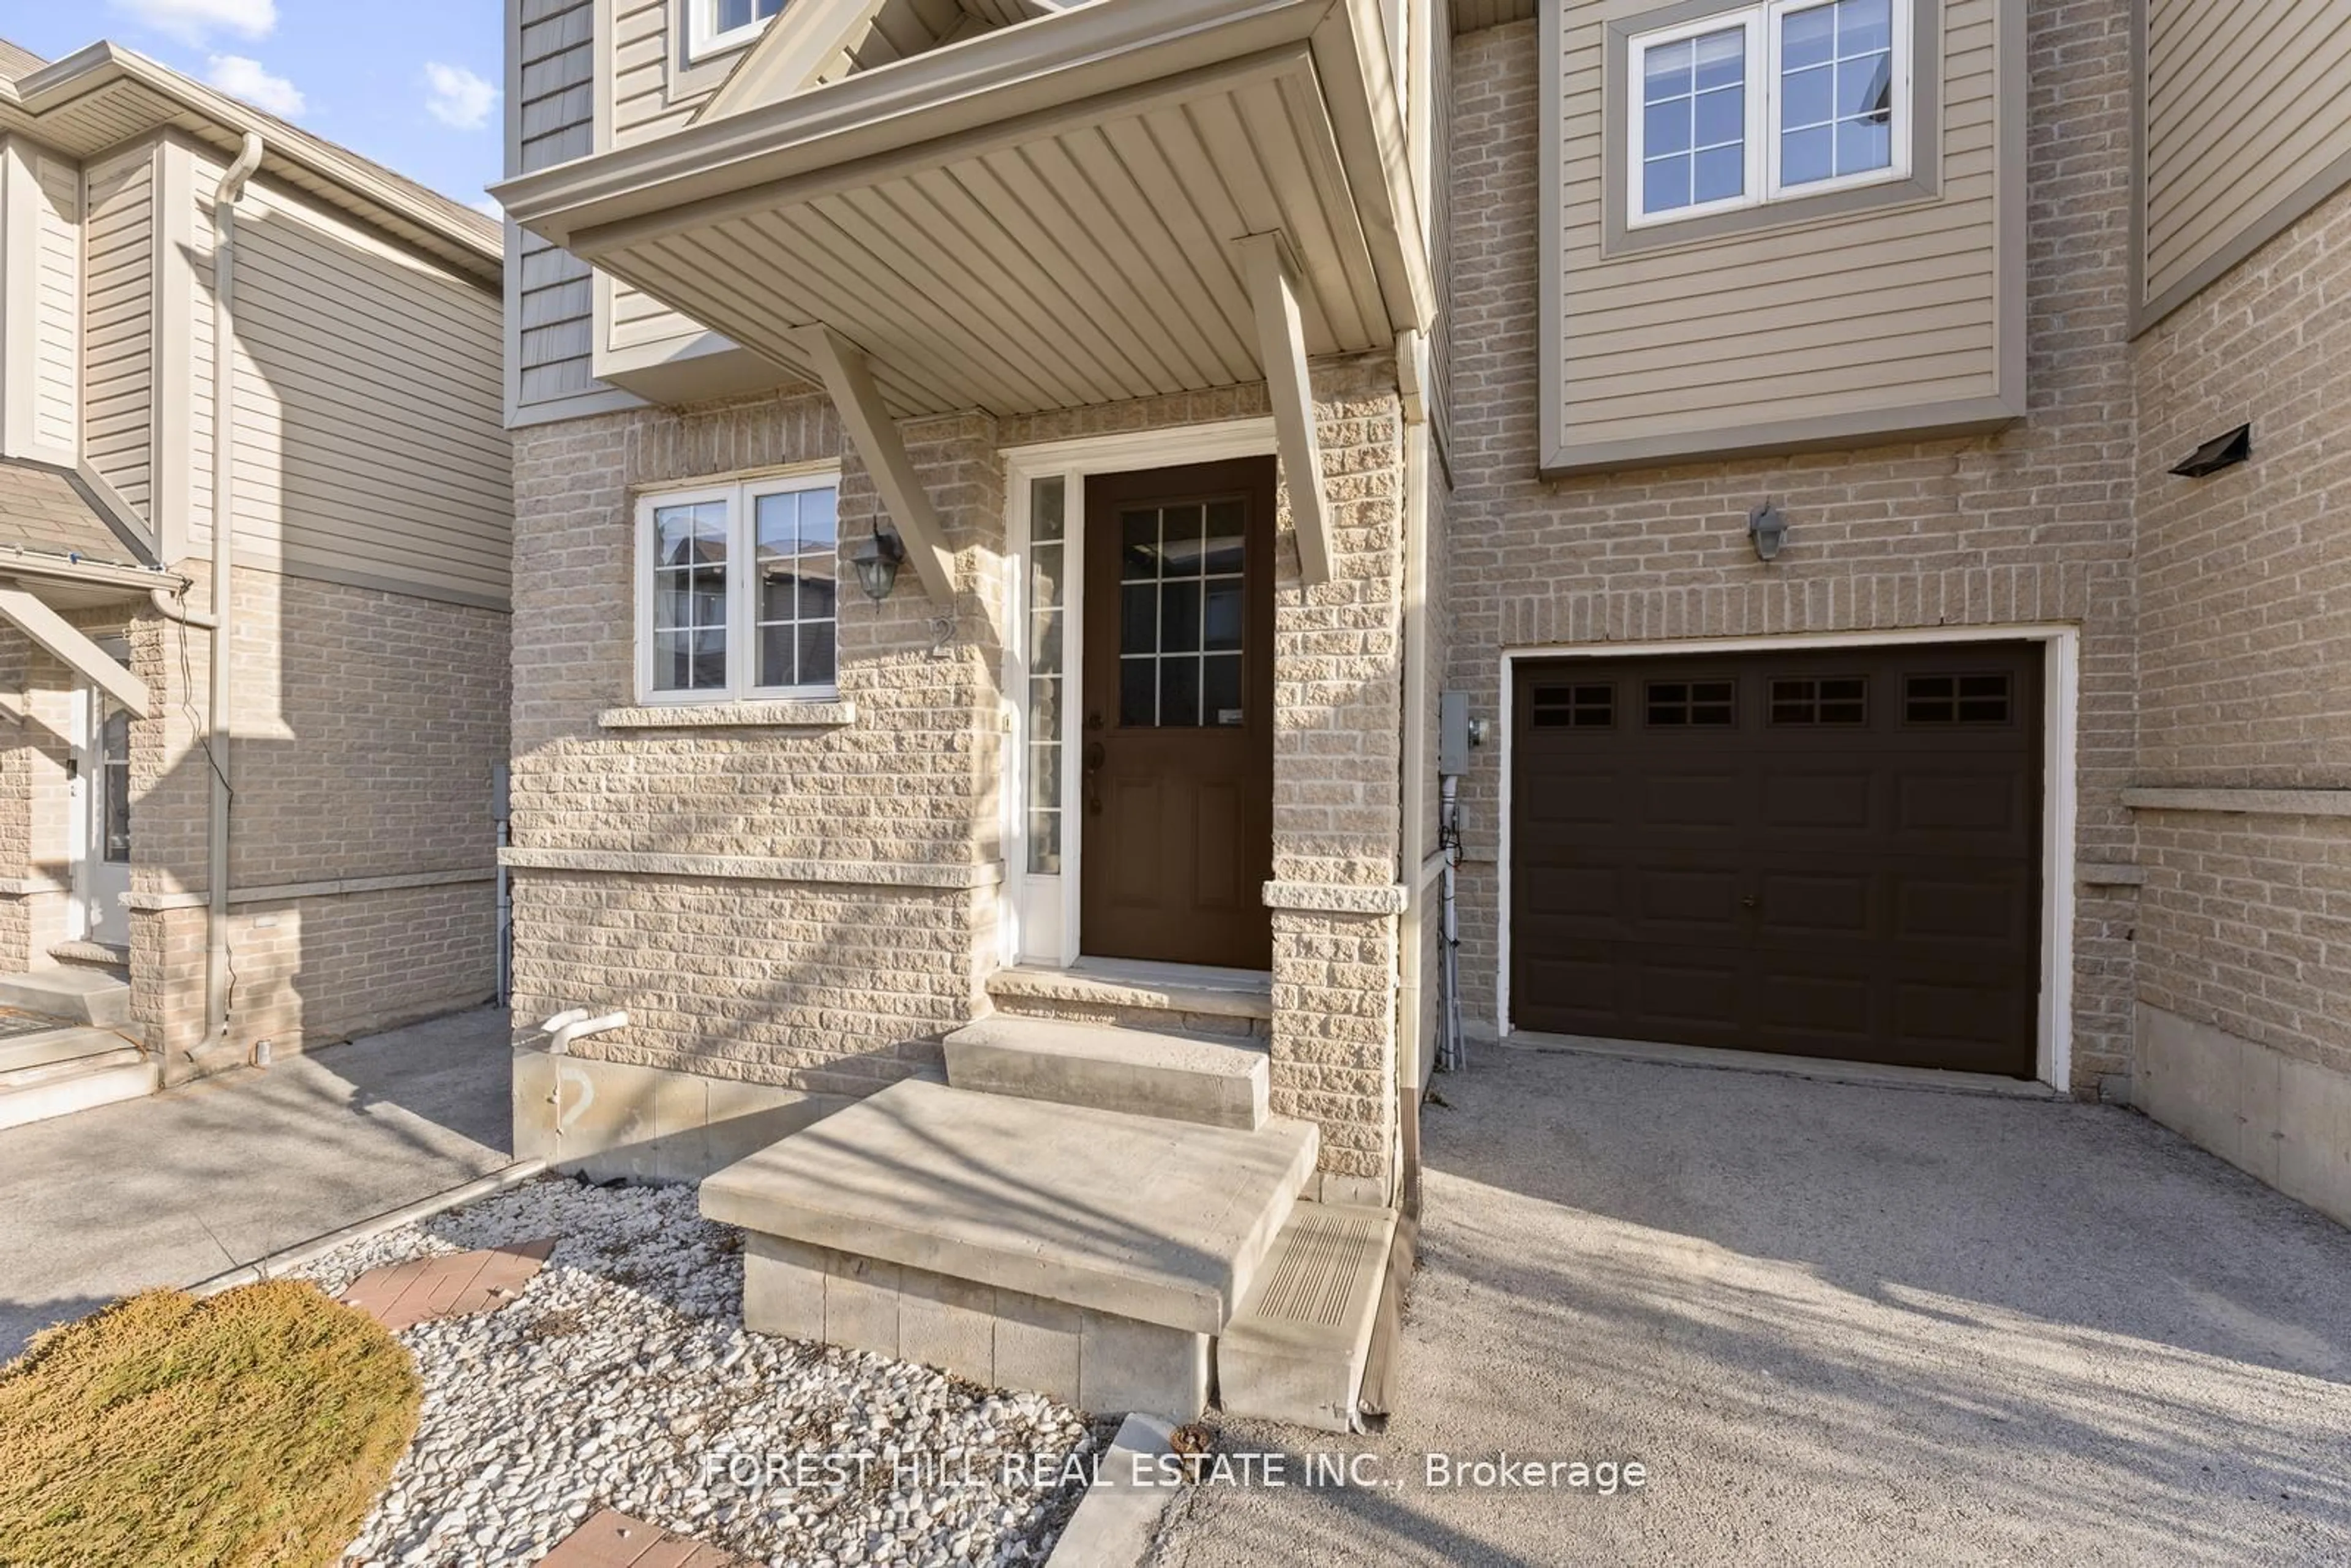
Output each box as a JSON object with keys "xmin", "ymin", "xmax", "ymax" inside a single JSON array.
[{"xmin": 1510, "ymin": 643, "xmax": 2044, "ymax": 1077}]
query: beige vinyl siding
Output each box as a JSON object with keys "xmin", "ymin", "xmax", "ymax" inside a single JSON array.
[
  {"xmin": 611, "ymin": 0, "xmax": 686, "ymax": 144},
  {"xmin": 605, "ymin": 0, "xmax": 723, "ymax": 356},
  {"xmin": 32, "ymin": 149, "xmax": 80, "ymax": 455},
  {"xmin": 1552, "ymin": 0, "xmax": 2007, "ymax": 460},
  {"xmin": 516, "ymin": 0, "xmax": 604, "ymax": 409},
  {"xmin": 81, "ymin": 144, "xmax": 155, "ymax": 520},
  {"xmin": 2142, "ymin": 0, "xmax": 2351, "ymax": 311},
  {"xmin": 188, "ymin": 162, "xmax": 511, "ymax": 604}
]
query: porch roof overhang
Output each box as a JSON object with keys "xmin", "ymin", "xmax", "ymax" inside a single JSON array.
[{"xmin": 493, "ymin": 0, "xmax": 1434, "ymax": 428}]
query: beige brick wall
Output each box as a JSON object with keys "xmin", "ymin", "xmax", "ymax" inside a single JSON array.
[
  {"xmin": 124, "ymin": 566, "xmax": 509, "ymax": 1062},
  {"xmin": 506, "ymin": 388, "xmax": 1008, "ymax": 1093},
  {"xmin": 511, "ymin": 362, "xmax": 1415, "ymax": 1182},
  {"xmin": 1442, "ymin": 10, "xmax": 2142, "ymax": 1092},
  {"xmin": 2131, "ymin": 178, "xmax": 2351, "ymax": 1082},
  {"xmin": 0, "ymin": 628, "xmax": 47, "ymax": 970}
]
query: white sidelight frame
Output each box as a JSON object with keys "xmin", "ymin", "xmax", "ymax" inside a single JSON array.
[
  {"xmin": 1494, "ymin": 625, "xmax": 2080, "ymax": 1090},
  {"xmin": 999, "ymin": 417, "xmax": 1280, "ymax": 970},
  {"xmin": 69, "ymin": 635, "xmax": 135, "ymax": 948}
]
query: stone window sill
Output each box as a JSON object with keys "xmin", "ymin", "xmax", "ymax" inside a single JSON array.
[{"xmin": 598, "ymin": 700, "xmax": 858, "ymax": 730}]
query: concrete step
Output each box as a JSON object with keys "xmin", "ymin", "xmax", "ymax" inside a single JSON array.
[
  {"xmin": 986, "ymin": 963, "xmax": 1271, "ymax": 1041},
  {"xmin": 0, "ymin": 968, "xmax": 131, "ymax": 1029},
  {"xmin": 703, "ymin": 1079, "xmax": 1318, "ymax": 1417},
  {"xmin": 0, "ymin": 1050, "xmax": 156, "ymax": 1131},
  {"xmin": 944, "ymin": 1016, "xmax": 1269, "ymax": 1130},
  {"xmin": 0, "ymin": 1024, "xmax": 135, "ymax": 1077},
  {"xmin": 1217, "ymin": 1201, "xmax": 1399, "ymax": 1434}
]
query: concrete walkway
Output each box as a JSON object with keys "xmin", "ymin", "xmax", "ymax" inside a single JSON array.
[
  {"xmin": 0, "ymin": 1007, "xmax": 512, "ymax": 1361},
  {"xmin": 1149, "ymin": 1044, "xmax": 2351, "ymax": 1567}
]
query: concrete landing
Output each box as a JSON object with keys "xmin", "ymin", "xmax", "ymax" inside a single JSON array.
[
  {"xmin": 0, "ymin": 1022, "xmax": 131, "ymax": 1078},
  {"xmin": 701, "ymin": 1079, "xmax": 1318, "ymax": 1336},
  {"xmin": 1217, "ymin": 1201, "xmax": 1397, "ymax": 1433},
  {"xmin": 945, "ymin": 1016, "xmax": 1270, "ymax": 1130},
  {"xmin": 988, "ymin": 962, "xmax": 1272, "ymax": 1029},
  {"xmin": 0, "ymin": 1051, "xmax": 157, "ymax": 1131},
  {"xmin": 0, "ymin": 969, "xmax": 132, "ymax": 1029}
]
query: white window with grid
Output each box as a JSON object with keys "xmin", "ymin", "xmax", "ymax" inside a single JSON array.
[
  {"xmin": 1628, "ymin": 0, "xmax": 1910, "ymax": 229},
  {"xmin": 689, "ymin": 0, "xmax": 787, "ymax": 60},
  {"xmin": 636, "ymin": 472, "xmax": 840, "ymax": 703}
]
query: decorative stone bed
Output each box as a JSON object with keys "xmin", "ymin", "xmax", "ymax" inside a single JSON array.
[{"xmin": 292, "ymin": 1177, "xmax": 1103, "ymax": 1567}]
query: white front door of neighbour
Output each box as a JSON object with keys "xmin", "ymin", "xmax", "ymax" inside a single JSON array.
[{"xmin": 77, "ymin": 639, "xmax": 132, "ymax": 948}]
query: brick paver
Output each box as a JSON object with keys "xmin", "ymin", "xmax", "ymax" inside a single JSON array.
[
  {"xmin": 536, "ymin": 1509, "xmax": 748, "ymax": 1568},
  {"xmin": 339, "ymin": 1239, "xmax": 555, "ymax": 1332}
]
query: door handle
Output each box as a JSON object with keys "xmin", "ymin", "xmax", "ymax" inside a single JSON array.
[
  {"xmin": 1084, "ymin": 743, "xmax": 1106, "ymax": 815},
  {"xmin": 1084, "ymin": 743, "xmax": 1106, "ymax": 772},
  {"xmin": 1740, "ymin": 895, "xmax": 1759, "ymax": 909}
]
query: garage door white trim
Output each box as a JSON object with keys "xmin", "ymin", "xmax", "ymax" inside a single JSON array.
[{"xmin": 1496, "ymin": 625, "xmax": 2079, "ymax": 1091}]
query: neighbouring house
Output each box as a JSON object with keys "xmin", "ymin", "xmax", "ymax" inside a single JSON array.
[
  {"xmin": 494, "ymin": 0, "xmax": 2351, "ymax": 1423},
  {"xmin": 0, "ymin": 39, "xmax": 512, "ymax": 1129}
]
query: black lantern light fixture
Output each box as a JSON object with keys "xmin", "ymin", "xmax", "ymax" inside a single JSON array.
[
  {"xmin": 1747, "ymin": 500, "xmax": 1790, "ymax": 563},
  {"xmin": 852, "ymin": 522, "xmax": 906, "ymax": 602}
]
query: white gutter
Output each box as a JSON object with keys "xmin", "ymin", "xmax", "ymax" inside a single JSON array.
[{"xmin": 204, "ymin": 132, "xmax": 264, "ymax": 1057}]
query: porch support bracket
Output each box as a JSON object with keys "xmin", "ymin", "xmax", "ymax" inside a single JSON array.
[
  {"xmin": 0, "ymin": 584, "xmax": 151, "ymax": 716},
  {"xmin": 1238, "ymin": 232, "xmax": 1332, "ymax": 588},
  {"xmin": 793, "ymin": 324, "xmax": 957, "ymax": 607}
]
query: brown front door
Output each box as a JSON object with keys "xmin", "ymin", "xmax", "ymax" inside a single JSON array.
[
  {"xmin": 1510, "ymin": 643, "xmax": 2045, "ymax": 1076},
  {"xmin": 1080, "ymin": 459, "xmax": 1275, "ymax": 969}
]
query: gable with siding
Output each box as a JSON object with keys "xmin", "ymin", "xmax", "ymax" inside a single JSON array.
[{"xmin": 193, "ymin": 157, "xmax": 512, "ymax": 605}]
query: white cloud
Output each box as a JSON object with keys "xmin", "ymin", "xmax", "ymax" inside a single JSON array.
[
  {"xmin": 113, "ymin": 0, "xmax": 277, "ymax": 47},
  {"xmin": 424, "ymin": 63, "xmax": 499, "ymax": 132},
  {"xmin": 204, "ymin": 54, "xmax": 304, "ymax": 118}
]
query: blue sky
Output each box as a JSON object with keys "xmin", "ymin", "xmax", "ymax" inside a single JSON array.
[{"xmin": 1, "ymin": 1, "xmax": 506, "ymax": 210}]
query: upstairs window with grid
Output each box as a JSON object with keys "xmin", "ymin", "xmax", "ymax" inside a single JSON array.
[
  {"xmin": 1629, "ymin": 0, "xmax": 1909, "ymax": 228},
  {"xmin": 692, "ymin": 0, "xmax": 787, "ymax": 58}
]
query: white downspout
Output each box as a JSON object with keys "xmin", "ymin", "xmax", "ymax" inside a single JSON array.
[{"xmin": 204, "ymin": 132, "xmax": 263, "ymax": 1057}]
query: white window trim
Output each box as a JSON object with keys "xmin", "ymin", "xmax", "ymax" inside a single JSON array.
[
  {"xmin": 685, "ymin": 0, "xmax": 782, "ymax": 62},
  {"xmin": 1625, "ymin": 10, "xmax": 1768, "ymax": 231},
  {"xmin": 1763, "ymin": 0, "xmax": 1913, "ymax": 201},
  {"xmin": 634, "ymin": 470, "xmax": 844, "ymax": 707},
  {"xmin": 1626, "ymin": 0, "xmax": 1912, "ymax": 231}
]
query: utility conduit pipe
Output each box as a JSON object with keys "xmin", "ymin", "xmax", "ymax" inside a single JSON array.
[
  {"xmin": 542, "ymin": 1009, "xmax": 629, "ymax": 1056},
  {"xmin": 203, "ymin": 131, "xmax": 264, "ymax": 1059}
]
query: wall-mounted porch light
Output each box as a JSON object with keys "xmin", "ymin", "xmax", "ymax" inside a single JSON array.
[
  {"xmin": 1747, "ymin": 501, "xmax": 1790, "ymax": 563},
  {"xmin": 2169, "ymin": 423, "xmax": 2251, "ymax": 479},
  {"xmin": 852, "ymin": 523, "xmax": 906, "ymax": 602}
]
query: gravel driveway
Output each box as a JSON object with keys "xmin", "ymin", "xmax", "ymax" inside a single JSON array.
[{"xmin": 1149, "ymin": 1045, "xmax": 2351, "ymax": 1567}]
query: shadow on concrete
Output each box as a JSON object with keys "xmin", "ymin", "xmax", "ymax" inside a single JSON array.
[
  {"xmin": 0, "ymin": 1007, "xmax": 511, "ymax": 1362},
  {"xmin": 1143, "ymin": 1047, "xmax": 2351, "ymax": 1568}
]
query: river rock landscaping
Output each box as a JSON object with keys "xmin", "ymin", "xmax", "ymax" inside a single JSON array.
[{"xmin": 292, "ymin": 1177, "xmax": 1101, "ymax": 1567}]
